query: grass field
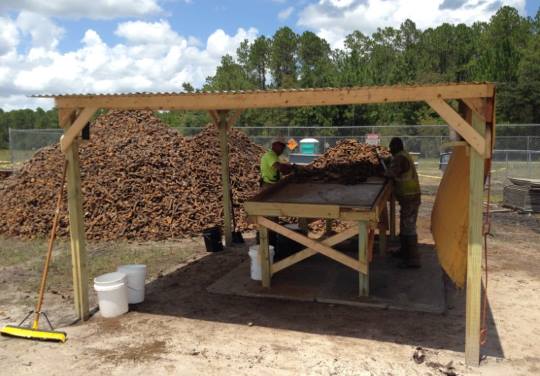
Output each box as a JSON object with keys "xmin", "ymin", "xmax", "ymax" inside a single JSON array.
[{"xmin": 0, "ymin": 149, "xmax": 10, "ymax": 167}]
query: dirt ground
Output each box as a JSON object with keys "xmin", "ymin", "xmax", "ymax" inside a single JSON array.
[{"xmin": 1, "ymin": 189, "xmax": 540, "ymax": 375}]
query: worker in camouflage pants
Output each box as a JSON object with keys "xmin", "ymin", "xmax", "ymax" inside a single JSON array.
[{"xmin": 386, "ymin": 137, "xmax": 421, "ymax": 268}]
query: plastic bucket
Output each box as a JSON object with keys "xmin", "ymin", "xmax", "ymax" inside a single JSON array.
[
  {"xmin": 203, "ymin": 226, "xmax": 223, "ymax": 252},
  {"xmin": 248, "ymin": 245, "xmax": 275, "ymax": 281},
  {"xmin": 93, "ymin": 272, "xmax": 128, "ymax": 318},
  {"xmin": 117, "ymin": 264, "xmax": 147, "ymax": 304}
]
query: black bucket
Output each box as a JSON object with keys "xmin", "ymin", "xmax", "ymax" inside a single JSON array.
[{"xmin": 202, "ymin": 226, "xmax": 223, "ymax": 252}]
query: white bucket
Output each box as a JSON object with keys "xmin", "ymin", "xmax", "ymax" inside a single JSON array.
[
  {"xmin": 93, "ymin": 272, "xmax": 128, "ymax": 318},
  {"xmin": 117, "ymin": 264, "xmax": 147, "ymax": 304},
  {"xmin": 248, "ymin": 245, "xmax": 275, "ymax": 281}
]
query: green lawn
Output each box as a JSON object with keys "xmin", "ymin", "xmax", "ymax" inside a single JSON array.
[{"xmin": 0, "ymin": 149, "xmax": 9, "ymax": 166}]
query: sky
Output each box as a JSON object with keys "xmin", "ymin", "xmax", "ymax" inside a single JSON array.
[{"xmin": 0, "ymin": 0, "xmax": 538, "ymax": 110}]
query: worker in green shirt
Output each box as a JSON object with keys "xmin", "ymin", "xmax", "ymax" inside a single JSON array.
[{"xmin": 260, "ymin": 137, "xmax": 294, "ymax": 187}]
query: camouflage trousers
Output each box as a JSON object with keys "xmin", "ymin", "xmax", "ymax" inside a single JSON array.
[{"xmin": 398, "ymin": 194, "xmax": 421, "ymax": 236}]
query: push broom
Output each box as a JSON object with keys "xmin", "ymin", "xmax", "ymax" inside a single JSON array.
[{"xmin": 1, "ymin": 160, "xmax": 68, "ymax": 342}]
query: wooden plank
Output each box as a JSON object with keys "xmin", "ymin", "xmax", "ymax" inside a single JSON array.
[
  {"xmin": 54, "ymin": 83, "xmax": 495, "ymax": 110},
  {"xmin": 244, "ymin": 201, "xmax": 340, "ymax": 219},
  {"xmin": 258, "ymin": 217, "xmax": 367, "ymax": 274},
  {"xmin": 60, "ymin": 107, "xmax": 97, "ymax": 153},
  {"xmin": 358, "ymin": 221, "xmax": 369, "ymax": 296},
  {"xmin": 271, "ymin": 226, "xmax": 360, "ymax": 274},
  {"xmin": 379, "ymin": 206, "xmax": 388, "ymax": 255},
  {"xmin": 339, "ymin": 209, "xmax": 378, "ymax": 221},
  {"xmin": 218, "ymin": 111, "xmax": 233, "ymax": 246},
  {"xmin": 258, "ymin": 224, "xmax": 271, "ymax": 288},
  {"xmin": 426, "ymin": 98, "xmax": 485, "ymax": 155},
  {"xmin": 465, "ymin": 110, "xmax": 486, "ymax": 367},
  {"xmin": 64, "ymin": 135, "xmax": 89, "ymax": 321}
]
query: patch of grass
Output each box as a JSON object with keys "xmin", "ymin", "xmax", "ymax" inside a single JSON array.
[
  {"xmin": 0, "ymin": 149, "xmax": 10, "ymax": 168},
  {"xmin": 0, "ymin": 236, "xmax": 53, "ymax": 267},
  {"xmin": 23, "ymin": 239, "xmax": 203, "ymax": 293}
]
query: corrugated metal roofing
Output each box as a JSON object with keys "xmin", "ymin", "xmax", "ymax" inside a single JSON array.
[{"xmin": 31, "ymin": 82, "xmax": 493, "ymax": 98}]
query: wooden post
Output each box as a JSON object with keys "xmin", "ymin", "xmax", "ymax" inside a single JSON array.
[
  {"xmin": 259, "ymin": 223, "xmax": 271, "ymax": 287},
  {"xmin": 379, "ymin": 206, "xmax": 388, "ymax": 255},
  {"xmin": 218, "ymin": 110, "xmax": 233, "ymax": 247},
  {"xmin": 465, "ymin": 106, "xmax": 486, "ymax": 366},
  {"xmin": 389, "ymin": 194, "xmax": 396, "ymax": 240},
  {"xmin": 64, "ymin": 128, "xmax": 89, "ymax": 321},
  {"xmin": 358, "ymin": 221, "xmax": 369, "ymax": 296}
]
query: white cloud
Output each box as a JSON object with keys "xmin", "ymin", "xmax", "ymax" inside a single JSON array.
[
  {"xmin": 298, "ymin": 0, "xmax": 526, "ymax": 48},
  {"xmin": 0, "ymin": 0, "xmax": 162, "ymax": 19},
  {"xmin": 16, "ymin": 11, "xmax": 65, "ymax": 50},
  {"xmin": 278, "ymin": 6, "xmax": 295, "ymax": 20},
  {"xmin": 1, "ymin": 17, "xmax": 259, "ymax": 109},
  {"xmin": 0, "ymin": 16, "xmax": 19, "ymax": 56}
]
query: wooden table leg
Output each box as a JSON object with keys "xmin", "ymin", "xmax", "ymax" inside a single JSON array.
[
  {"xmin": 379, "ymin": 206, "xmax": 388, "ymax": 255},
  {"xmin": 259, "ymin": 224, "xmax": 271, "ymax": 288},
  {"xmin": 389, "ymin": 194, "xmax": 396, "ymax": 240},
  {"xmin": 358, "ymin": 221, "xmax": 369, "ymax": 296}
]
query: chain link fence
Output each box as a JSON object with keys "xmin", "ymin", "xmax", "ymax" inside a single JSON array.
[{"xmin": 7, "ymin": 125, "xmax": 539, "ymax": 199}]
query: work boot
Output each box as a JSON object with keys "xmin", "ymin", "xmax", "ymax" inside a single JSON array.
[
  {"xmin": 391, "ymin": 235, "xmax": 407, "ymax": 259},
  {"xmin": 399, "ymin": 235, "xmax": 421, "ymax": 268}
]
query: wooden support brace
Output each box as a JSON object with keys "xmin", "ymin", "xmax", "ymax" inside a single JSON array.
[
  {"xmin": 208, "ymin": 110, "xmax": 219, "ymax": 126},
  {"xmin": 60, "ymin": 107, "xmax": 97, "ymax": 153},
  {"xmin": 465, "ymin": 110, "xmax": 486, "ymax": 366},
  {"xmin": 358, "ymin": 221, "xmax": 369, "ymax": 296},
  {"xmin": 426, "ymin": 98, "xmax": 485, "ymax": 155},
  {"xmin": 271, "ymin": 226, "xmax": 360, "ymax": 274},
  {"xmin": 218, "ymin": 110, "xmax": 233, "ymax": 246},
  {"xmin": 462, "ymin": 98, "xmax": 486, "ymax": 122},
  {"xmin": 258, "ymin": 225, "xmax": 271, "ymax": 287},
  {"xmin": 64, "ymin": 135, "xmax": 89, "ymax": 321},
  {"xmin": 226, "ymin": 109, "xmax": 244, "ymax": 129},
  {"xmin": 58, "ymin": 108, "xmax": 77, "ymax": 128},
  {"xmin": 258, "ymin": 217, "xmax": 367, "ymax": 273}
]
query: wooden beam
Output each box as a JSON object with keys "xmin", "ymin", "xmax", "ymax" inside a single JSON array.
[
  {"xmin": 218, "ymin": 110, "xmax": 233, "ymax": 246},
  {"xmin": 465, "ymin": 109, "xmax": 486, "ymax": 366},
  {"xmin": 358, "ymin": 221, "xmax": 369, "ymax": 296},
  {"xmin": 54, "ymin": 83, "xmax": 496, "ymax": 111},
  {"xmin": 271, "ymin": 226, "xmax": 360, "ymax": 274},
  {"xmin": 426, "ymin": 99, "xmax": 485, "ymax": 155},
  {"xmin": 64, "ymin": 134, "xmax": 89, "ymax": 321},
  {"xmin": 60, "ymin": 107, "xmax": 97, "ymax": 153},
  {"xmin": 259, "ymin": 225, "xmax": 271, "ymax": 288},
  {"xmin": 258, "ymin": 217, "xmax": 367, "ymax": 273}
]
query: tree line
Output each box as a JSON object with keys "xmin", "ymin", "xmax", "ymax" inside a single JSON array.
[{"xmin": 0, "ymin": 6, "xmax": 539, "ymax": 150}]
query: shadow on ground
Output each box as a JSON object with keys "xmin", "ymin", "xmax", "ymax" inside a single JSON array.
[{"xmin": 134, "ymin": 238, "xmax": 504, "ymax": 360}]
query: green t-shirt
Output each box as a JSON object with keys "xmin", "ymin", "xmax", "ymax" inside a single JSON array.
[{"xmin": 260, "ymin": 150, "xmax": 280, "ymax": 183}]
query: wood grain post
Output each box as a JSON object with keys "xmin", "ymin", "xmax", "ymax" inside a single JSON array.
[
  {"xmin": 259, "ymin": 223, "xmax": 271, "ymax": 287},
  {"xmin": 358, "ymin": 221, "xmax": 369, "ymax": 296},
  {"xmin": 465, "ymin": 105, "xmax": 486, "ymax": 366},
  {"xmin": 64, "ymin": 122, "xmax": 89, "ymax": 321},
  {"xmin": 218, "ymin": 110, "xmax": 233, "ymax": 247}
]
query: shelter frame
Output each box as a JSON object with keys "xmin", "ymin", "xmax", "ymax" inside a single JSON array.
[{"xmin": 47, "ymin": 82, "xmax": 495, "ymax": 367}]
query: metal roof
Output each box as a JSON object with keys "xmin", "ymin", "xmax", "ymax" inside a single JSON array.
[{"xmin": 31, "ymin": 82, "xmax": 493, "ymax": 98}]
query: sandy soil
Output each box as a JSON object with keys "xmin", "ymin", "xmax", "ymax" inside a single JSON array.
[{"xmin": 0, "ymin": 204, "xmax": 539, "ymax": 375}]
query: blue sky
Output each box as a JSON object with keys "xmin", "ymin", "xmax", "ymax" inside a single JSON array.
[{"xmin": 0, "ymin": 0, "xmax": 537, "ymax": 109}]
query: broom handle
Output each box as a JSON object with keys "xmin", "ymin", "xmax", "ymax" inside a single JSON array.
[{"xmin": 32, "ymin": 160, "xmax": 68, "ymax": 329}]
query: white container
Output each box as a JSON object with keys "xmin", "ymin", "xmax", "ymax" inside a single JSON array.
[
  {"xmin": 248, "ymin": 245, "xmax": 275, "ymax": 281},
  {"xmin": 117, "ymin": 264, "xmax": 147, "ymax": 304},
  {"xmin": 93, "ymin": 272, "xmax": 128, "ymax": 318}
]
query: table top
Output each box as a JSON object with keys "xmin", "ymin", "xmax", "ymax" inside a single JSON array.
[{"xmin": 255, "ymin": 178, "xmax": 388, "ymax": 209}]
